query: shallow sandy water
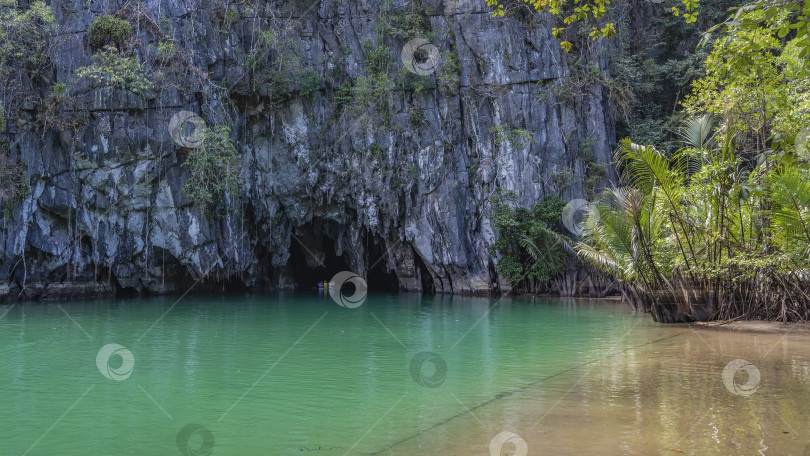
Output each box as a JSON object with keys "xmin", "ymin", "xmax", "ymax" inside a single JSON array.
[{"xmin": 380, "ymin": 320, "xmax": 810, "ymax": 455}]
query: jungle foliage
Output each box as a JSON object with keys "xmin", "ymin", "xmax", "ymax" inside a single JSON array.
[
  {"xmin": 487, "ymin": 0, "xmax": 700, "ymax": 51},
  {"xmin": 484, "ymin": 0, "xmax": 810, "ymax": 322},
  {"xmin": 489, "ymin": 193, "xmax": 569, "ymax": 290},
  {"xmin": 572, "ymin": 8, "xmax": 810, "ymax": 321}
]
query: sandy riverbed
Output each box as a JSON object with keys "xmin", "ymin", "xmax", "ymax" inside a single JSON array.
[{"xmin": 694, "ymin": 319, "xmax": 810, "ymax": 333}]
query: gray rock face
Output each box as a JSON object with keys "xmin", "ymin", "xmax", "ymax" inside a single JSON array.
[{"xmin": 0, "ymin": 0, "xmax": 616, "ymax": 299}]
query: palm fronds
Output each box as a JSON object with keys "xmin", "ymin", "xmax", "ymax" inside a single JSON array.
[
  {"xmin": 575, "ymin": 116, "xmax": 810, "ymax": 322},
  {"xmin": 769, "ymin": 164, "xmax": 810, "ymax": 255}
]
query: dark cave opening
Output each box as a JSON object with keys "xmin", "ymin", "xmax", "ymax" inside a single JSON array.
[
  {"xmin": 114, "ymin": 278, "xmax": 140, "ymax": 298},
  {"xmin": 365, "ymin": 237, "xmax": 400, "ymax": 293},
  {"xmin": 287, "ymin": 232, "xmax": 351, "ymax": 291},
  {"xmin": 285, "ymin": 223, "xmax": 401, "ymax": 293},
  {"xmin": 414, "ymin": 250, "xmax": 435, "ymax": 294}
]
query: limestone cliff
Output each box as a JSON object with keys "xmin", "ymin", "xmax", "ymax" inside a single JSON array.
[{"xmin": 0, "ymin": 0, "xmax": 616, "ymax": 299}]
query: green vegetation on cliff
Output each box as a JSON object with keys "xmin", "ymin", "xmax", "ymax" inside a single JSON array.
[
  {"xmin": 87, "ymin": 14, "xmax": 134, "ymax": 50},
  {"xmin": 183, "ymin": 126, "xmax": 241, "ymax": 212},
  {"xmin": 489, "ymin": 193, "xmax": 568, "ymax": 291},
  {"xmin": 0, "ymin": 0, "xmax": 55, "ymax": 213}
]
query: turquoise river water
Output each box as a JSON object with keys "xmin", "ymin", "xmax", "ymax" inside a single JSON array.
[{"xmin": 2, "ymin": 293, "xmax": 810, "ymax": 455}]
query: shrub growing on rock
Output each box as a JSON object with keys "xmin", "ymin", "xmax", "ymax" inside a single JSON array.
[
  {"xmin": 74, "ymin": 45, "xmax": 153, "ymax": 97},
  {"xmin": 183, "ymin": 126, "xmax": 241, "ymax": 212},
  {"xmin": 87, "ymin": 14, "xmax": 133, "ymax": 50}
]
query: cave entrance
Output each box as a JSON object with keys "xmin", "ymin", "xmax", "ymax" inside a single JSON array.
[
  {"xmin": 285, "ymin": 222, "xmax": 401, "ymax": 293},
  {"xmin": 365, "ymin": 236, "xmax": 400, "ymax": 293},
  {"xmin": 414, "ymin": 250, "xmax": 435, "ymax": 294},
  {"xmin": 287, "ymin": 228, "xmax": 351, "ymax": 291}
]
